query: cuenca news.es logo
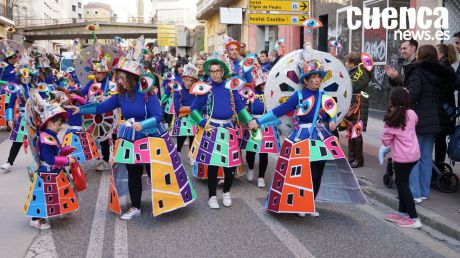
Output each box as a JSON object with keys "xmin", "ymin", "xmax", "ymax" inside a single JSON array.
[{"xmin": 346, "ymin": 7, "xmax": 450, "ymax": 41}]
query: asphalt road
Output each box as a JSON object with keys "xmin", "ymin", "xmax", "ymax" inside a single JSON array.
[{"xmin": 20, "ymin": 143, "xmax": 460, "ymax": 258}]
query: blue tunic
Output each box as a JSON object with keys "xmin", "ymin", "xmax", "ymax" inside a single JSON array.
[
  {"xmin": 232, "ymin": 59, "xmax": 240, "ymax": 75},
  {"xmin": 173, "ymin": 87, "xmax": 196, "ymax": 115},
  {"xmin": 247, "ymin": 89, "xmax": 265, "ymax": 115},
  {"xmin": 7, "ymin": 83, "xmax": 30, "ymax": 110},
  {"xmin": 39, "ymin": 129, "xmax": 65, "ymax": 173},
  {"xmin": 190, "ymin": 80, "xmax": 246, "ymax": 127},
  {"xmin": 0, "ymin": 64, "xmax": 18, "ymax": 84}
]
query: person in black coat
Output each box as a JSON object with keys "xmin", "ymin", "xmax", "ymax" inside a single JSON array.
[{"xmin": 404, "ymin": 44, "xmax": 456, "ymax": 202}]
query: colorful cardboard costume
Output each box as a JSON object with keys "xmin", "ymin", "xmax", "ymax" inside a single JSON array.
[{"xmin": 260, "ymin": 49, "xmax": 367, "ymax": 214}]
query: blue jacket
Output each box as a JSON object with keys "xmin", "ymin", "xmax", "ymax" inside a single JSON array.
[
  {"xmin": 173, "ymin": 87, "xmax": 196, "ymax": 115},
  {"xmin": 247, "ymin": 89, "xmax": 265, "ymax": 115}
]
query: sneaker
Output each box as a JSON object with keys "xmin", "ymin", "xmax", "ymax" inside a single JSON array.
[
  {"xmin": 208, "ymin": 196, "xmax": 220, "ymax": 209},
  {"xmin": 246, "ymin": 169, "xmax": 254, "ymax": 182},
  {"xmin": 385, "ymin": 213, "xmax": 407, "ymax": 222},
  {"xmin": 257, "ymin": 178, "xmax": 265, "ymax": 188},
  {"xmin": 29, "ymin": 218, "xmax": 51, "ymax": 230},
  {"xmin": 1, "ymin": 162, "xmax": 12, "ymax": 172},
  {"xmin": 222, "ymin": 192, "xmax": 232, "ymax": 207},
  {"xmin": 420, "ymin": 197, "xmax": 428, "ymax": 200},
  {"xmin": 217, "ymin": 179, "xmax": 224, "ymax": 186},
  {"xmin": 296, "ymin": 213, "xmax": 306, "ymax": 217},
  {"xmin": 310, "ymin": 212, "xmax": 320, "ymax": 217},
  {"xmin": 396, "ymin": 217, "xmax": 422, "ymax": 229},
  {"xmin": 414, "ymin": 198, "xmax": 422, "ymax": 204},
  {"xmin": 379, "ymin": 145, "xmax": 390, "ymax": 165},
  {"xmin": 120, "ymin": 207, "xmax": 141, "ymax": 220}
]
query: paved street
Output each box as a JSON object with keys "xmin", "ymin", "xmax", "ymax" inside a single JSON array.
[{"xmin": 1, "ymin": 122, "xmax": 460, "ymax": 258}]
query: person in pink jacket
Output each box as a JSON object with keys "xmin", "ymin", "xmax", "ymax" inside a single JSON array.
[{"xmin": 381, "ymin": 87, "xmax": 422, "ymax": 229}]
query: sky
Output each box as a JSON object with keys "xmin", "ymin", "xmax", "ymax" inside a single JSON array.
[{"xmin": 82, "ymin": 0, "xmax": 198, "ymax": 22}]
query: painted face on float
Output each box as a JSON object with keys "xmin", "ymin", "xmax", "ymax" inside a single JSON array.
[{"xmin": 304, "ymin": 73, "xmax": 322, "ymax": 91}]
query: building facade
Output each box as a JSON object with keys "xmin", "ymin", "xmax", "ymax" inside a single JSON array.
[
  {"xmin": 0, "ymin": 0, "xmax": 14, "ymax": 39},
  {"xmin": 84, "ymin": 2, "xmax": 116, "ymax": 22},
  {"xmin": 151, "ymin": 0, "xmax": 197, "ymax": 26}
]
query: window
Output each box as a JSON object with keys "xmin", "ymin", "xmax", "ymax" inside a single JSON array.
[
  {"xmin": 266, "ymin": 142, "xmax": 274, "ymax": 149},
  {"xmin": 287, "ymin": 193, "xmax": 294, "ymax": 205},
  {"xmin": 216, "ymin": 144, "xmax": 221, "ymax": 152},
  {"xmin": 230, "ymin": 134, "xmax": 234, "ymax": 141},
  {"xmin": 158, "ymin": 200, "xmax": 164, "ymax": 208},
  {"xmin": 78, "ymin": 2, "xmax": 82, "ymax": 8},
  {"xmin": 280, "ymin": 163, "xmax": 285, "ymax": 171},
  {"xmin": 232, "ymin": 152, "xmax": 239, "ymax": 159},
  {"xmin": 164, "ymin": 173, "xmax": 171, "ymax": 185},
  {"xmin": 86, "ymin": 11, "xmax": 89, "ymax": 14},
  {"xmin": 295, "ymin": 147, "xmax": 301, "ymax": 155},
  {"xmin": 284, "ymin": 147, "xmax": 290, "ymax": 155},
  {"xmin": 273, "ymin": 197, "xmax": 278, "ymax": 205},
  {"xmin": 140, "ymin": 143, "xmax": 148, "ymax": 150},
  {"xmin": 264, "ymin": 127, "xmax": 269, "ymax": 133},
  {"xmin": 63, "ymin": 203, "xmax": 68, "ymax": 209},
  {"xmin": 320, "ymin": 147, "xmax": 328, "ymax": 156},
  {"xmin": 200, "ymin": 154, "xmax": 206, "ymax": 162},
  {"xmin": 156, "ymin": 148, "xmax": 161, "ymax": 155},
  {"xmin": 220, "ymin": 132, "xmax": 225, "ymax": 140},
  {"xmin": 72, "ymin": 5, "xmax": 76, "ymax": 11},
  {"xmin": 95, "ymin": 11, "xmax": 98, "ymax": 14},
  {"xmin": 290, "ymin": 165, "xmax": 301, "ymax": 177},
  {"xmin": 277, "ymin": 180, "xmax": 281, "ymax": 188},
  {"xmin": 299, "ymin": 189, "xmax": 304, "ymax": 197},
  {"xmin": 203, "ymin": 141, "xmax": 208, "ymax": 149},
  {"xmin": 221, "ymin": 156, "xmax": 226, "ymax": 163}
]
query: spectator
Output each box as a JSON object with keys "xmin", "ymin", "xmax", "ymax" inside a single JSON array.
[
  {"xmin": 385, "ymin": 39, "xmax": 418, "ymax": 87},
  {"xmin": 259, "ymin": 50, "xmax": 272, "ymax": 72},
  {"xmin": 404, "ymin": 45, "xmax": 456, "ymax": 203},
  {"xmin": 269, "ymin": 50, "xmax": 281, "ymax": 67}
]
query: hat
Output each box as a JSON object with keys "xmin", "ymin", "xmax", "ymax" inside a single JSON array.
[
  {"xmin": 30, "ymin": 89, "xmax": 68, "ymax": 130},
  {"xmin": 116, "ymin": 56, "xmax": 141, "ymax": 76},
  {"xmin": 224, "ymin": 37, "xmax": 241, "ymax": 51},
  {"xmin": 181, "ymin": 63, "xmax": 199, "ymax": 80},
  {"xmin": 92, "ymin": 56, "xmax": 110, "ymax": 73},
  {"xmin": 255, "ymin": 72, "xmax": 268, "ymax": 87},
  {"xmin": 203, "ymin": 52, "xmax": 230, "ymax": 78},
  {"xmin": 299, "ymin": 59, "xmax": 327, "ymax": 82}
]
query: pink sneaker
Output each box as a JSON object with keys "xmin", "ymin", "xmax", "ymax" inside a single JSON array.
[
  {"xmin": 396, "ymin": 217, "xmax": 422, "ymax": 229},
  {"xmin": 385, "ymin": 213, "xmax": 407, "ymax": 222}
]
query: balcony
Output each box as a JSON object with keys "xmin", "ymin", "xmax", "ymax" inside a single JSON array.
[
  {"xmin": 0, "ymin": 3, "xmax": 14, "ymax": 26},
  {"xmin": 196, "ymin": 0, "xmax": 236, "ymax": 20}
]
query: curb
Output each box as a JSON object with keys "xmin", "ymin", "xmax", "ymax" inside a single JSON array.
[{"xmin": 358, "ymin": 177, "xmax": 460, "ymax": 242}]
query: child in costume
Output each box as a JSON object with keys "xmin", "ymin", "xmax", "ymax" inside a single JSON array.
[
  {"xmin": 70, "ymin": 51, "xmax": 196, "ymax": 220},
  {"xmin": 24, "ymin": 90, "xmax": 78, "ymax": 229},
  {"xmin": 171, "ymin": 63, "xmax": 197, "ymax": 153},
  {"xmin": 249, "ymin": 59, "xmax": 336, "ymax": 217},
  {"xmin": 382, "ymin": 87, "xmax": 422, "ymax": 229},
  {"xmin": 1, "ymin": 59, "xmax": 36, "ymax": 172},
  {"xmin": 189, "ymin": 56, "xmax": 253, "ymax": 209},
  {"xmin": 161, "ymin": 63, "xmax": 184, "ymax": 127}
]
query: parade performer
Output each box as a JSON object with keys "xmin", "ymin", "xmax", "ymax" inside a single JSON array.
[
  {"xmin": 161, "ymin": 63, "xmax": 184, "ymax": 127},
  {"xmin": 79, "ymin": 54, "xmax": 115, "ymax": 171},
  {"xmin": 248, "ymin": 49, "xmax": 367, "ymax": 217},
  {"xmin": 342, "ymin": 52, "xmax": 372, "ymax": 168},
  {"xmin": 0, "ymin": 40, "xmax": 21, "ymax": 128},
  {"xmin": 23, "ymin": 90, "xmax": 78, "ymax": 229},
  {"xmin": 171, "ymin": 63, "xmax": 197, "ymax": 153},
  {"xmin": 1, "ymin": 54, "xmax": 36, "ymax": 172},
  {"xmin": 240, "ymin": 64, "xmax": 280, "ymax": 188},
  {"xmin": 224, "ymin": 37, "xmax": 241, "ymax": 76},
  {"xmin": 188, "ymin": 54, "xmax": 253, "ymax": 209},
  {"xmin": 69, "ymin": 45, "xmax": 196, "ymax": 220}
]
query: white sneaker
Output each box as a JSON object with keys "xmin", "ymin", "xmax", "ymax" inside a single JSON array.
[
  {"xmin": 208, "ymin": 196, "xmax": 220, "ymax": 209},
  {"xmin": 246, "ymin": 169, "xmax": 254, "ymax": 182},
  {"xmin": 420, "ymin": 197, "xmax": 428, "ymax": 200},
  {"xmin": 414, "ymin": 198, "xmax": 422, "ymax": 204},
  {"xmin": 310, "ymin": 212, "xmax": 320, "ymax": 217},
  {"xmin": 257, "ymin": 178, "xmax": 265, "ymax": 188},
  {"xmin": 120, "ymin": 207, "xmax": 141, "ymax": 220},
  {"xmin": 296, "ymin": 213, "xmax": 306, "ymax": 217},
  {"xmin": 1, "ymin": 162, "xmax": 12, "ymax": 172},
  {"xmin": 29, "ymin": 218, "xmax": 51, "ymax": 229},
  {"xmin": 222, "ymin": 192, "xmax": 232, "ymax": 207}
]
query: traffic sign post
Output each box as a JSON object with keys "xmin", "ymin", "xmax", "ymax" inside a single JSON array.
[{"xmin": 249, "ymin": 0, "xmax": 309, "ymax": 12}]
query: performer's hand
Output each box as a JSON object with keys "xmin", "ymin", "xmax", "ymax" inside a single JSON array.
[
  {"xmin": 133, "ymin": 122, "xmax": 143, "ymax": 132},
  {"xmin": 69, "ymin": 156, "xmax": 77, "ymax": 164},
  {"xmin": 65, "ymin": 105, "xmax": 80, "ymax": 115},
  {"xmin": 7, "ymin": 120, "xmax": 14, "ymax": 130},
  {"xmin": 248, "ymin": 119, "xmax": 259, "ymax": 130},
  {"xmin": 329, "ymin": 121, "xmax": 337, "ymax": 132}
]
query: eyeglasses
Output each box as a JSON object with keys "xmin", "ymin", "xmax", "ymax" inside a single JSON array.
[{"xmin": 209, "ymin": 69, "xmax": 222, "ymax": 74}]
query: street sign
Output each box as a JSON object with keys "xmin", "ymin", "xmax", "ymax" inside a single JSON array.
[
  {"xmin": 158, "ymin": 28, "xmax": 177, "ymax": 34},
  {"xmin": 158, "ymin": 38, "xmax": 177, "ymax": 47},
  {"xmin": 249, "ymin": 0, "xmax": 309, "ymax": 12},
  {"xmin": 249, "ymin": 13, "xmax": 309, "ymax": 26}
]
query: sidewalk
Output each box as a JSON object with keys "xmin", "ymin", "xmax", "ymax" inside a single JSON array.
[{"xmin": 345, "ymin": 115, "xmax": 460, "ymax": 240}]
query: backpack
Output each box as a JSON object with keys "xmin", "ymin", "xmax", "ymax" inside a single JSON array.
[{"xmin": 447, "ymin": 125, "xmax": 460, "ymax": 162}]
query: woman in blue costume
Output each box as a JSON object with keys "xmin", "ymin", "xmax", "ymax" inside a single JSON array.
[
  {"xmin": 171, "ymin": 63, "xmax": 197, "ymax": 153},
  {"xmin": 189, "ymin": 57, "xmax": 253, "ymax": 209},
  {"xmin": 69, "ymin": 55, "xmax": 195, "ymax": 220},
  {"xmin": 248, "ymin": 59, "xmax": 337, "ymax": 217},
  {"xmin": 1, "ymin": 66, "xmax": 35, "ymax": 171}
]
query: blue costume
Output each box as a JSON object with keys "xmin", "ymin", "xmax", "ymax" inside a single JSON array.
[{"xmin": 0, "ymin": 63, "xmax": 19, "ymax": 83}]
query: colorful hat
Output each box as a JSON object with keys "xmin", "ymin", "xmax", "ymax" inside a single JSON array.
[
  {"xmin": 92, "ymin": 56, "xmax": 110, "ymax": 73},
  {"xmin": 116, "ymin": 56, "xmax": 141, "ymax": 76},
  {"xmin": 224, "ymin": 37, "xmax": 241, "ymax": 51},
  {"xmin": 255, "ymin": 72, "xmax": 268, "ymax": 87},
  {"xmin": 181, "ymin": 63, "xmax": 199, "ymax": 80},
  {"xmin": 30, "ymin": 89, "xmax": 68, "ymax": 130},
  {"xmin": 203, "ymin": 52, "xmax": 230, "ymax": 78},
  {"xmin": 298, "ymin": 59, "xmax": 327, "ymax": 82}
]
